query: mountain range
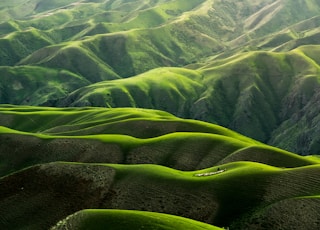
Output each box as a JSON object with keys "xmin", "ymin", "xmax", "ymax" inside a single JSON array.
[
  {"xmin": 1, "ymin": 0, "xmax": 320, "ymax": 154},
  {"xmin": 1, "ymin": 0, "xmax": 320, "ymax": 229}
]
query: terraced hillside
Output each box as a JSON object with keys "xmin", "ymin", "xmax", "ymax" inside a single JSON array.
[{"xmin": 1, "ymin": 106, "xmax": 320, "ymax": 229}]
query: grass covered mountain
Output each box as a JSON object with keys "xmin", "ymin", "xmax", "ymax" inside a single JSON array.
[
  {"xmin": 1, "ymin": 1, "xmax": 320, "ymax": 229},
  {"xmin": 1, "ymin": 0, "xmax": 320, "ymax": 154},
  {"xmin": 1, "ymin": 105, "xmax": 320, "ymax": 230},
  {"xmin": 49, "ymin": 47, "xmax": 320, "ymax": 155}
]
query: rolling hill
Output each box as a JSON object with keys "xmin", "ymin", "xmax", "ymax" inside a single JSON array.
[
  {"xmin": 1, "ymin": 0, "xmax": 320, "ymax": 229},
  {"xmin": 1, "ymin": 160, "xmax": 320, "ymax": 229},
  {"xmin": 46, "ymin": 47, "xmax": 320, "ymax": 155},
  {"xmin": 1, "ymin": 0, "xmax": 320, "ymax": 154},
  {"xmin": 51, "ymin": 209, "xmax": 223, "ymax": 230},
  {"xmin": 1, "ymin": 106, "xmax": 320, "ymax": 229}
]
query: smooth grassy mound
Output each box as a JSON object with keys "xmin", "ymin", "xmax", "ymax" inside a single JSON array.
[
  {"xmin": 51, "ymin": 209, "xmax": 222, "ymax": 230},
  {"xmin": 1, "ymin": 105, "xmax": 319, "ymax": 177},
  {"xmin": 0, "ymin": 105, "xmax": 257, "ymax": 176},
  {"xmin": 0, "ymin": 105, "xmax": 253, "ymax": 140},
  {"xmin": 51, "ymin": 67, "xmax": 205, "ymax": 113}
]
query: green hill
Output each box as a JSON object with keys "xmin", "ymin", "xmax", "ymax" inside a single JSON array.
[
  {"xmin": 2, "ymin": 106, "xmax": 319, "ymax": 177},
  {"xmin": 1, "ymin": 161, "xmax": 320, "ymax": 229},
  {"xmin": 1, "ymin": 1, "xmax": 320, "ymax": 229},
  {"xmin": 1, "ymin": 0, "xmax": 320, "ymax": 153},
  {"xmin": 0, "ymin": 66, "xmax": 89, "ymax": 105},
  {"xmin": 42, "ymin": 47, "xmax": 320, "ymax": 155},
  {"xmin": 1, "ymin": 106, "xmax": 320, "ymax": 229},
  {"xmin": 51, "ymin": 209, "xmax": 222, "ymax": 230}
]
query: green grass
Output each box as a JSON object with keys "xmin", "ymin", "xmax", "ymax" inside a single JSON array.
[
  {"xmin": 0, "ymin": 28, "xmax": 53, "ymax": 65},
  {"xmin": 195, "ymin": 49, "xmax": 320, "ymax": 155},
  {"xmin": 103, "ymin": 0, "xmax": 206, "ymax": 32},
  {"xmin": 17, "ymin": 45, "xmax": 318, "ymax": 154},
  {"xmin": 0, "ymin": 105, "xmax": 259, "ymax": 143},
  {"xmin": 2, "ymin": 161, "xmax": 320, "ymax": 229},
  {"xmin": 1, "ymin": 1, "xmax": 320, "ymax": 230},
  {"xmin": 80, "ymin": 162, "xmax": 320, "ymax": 227},
  {"xmin": 1, "ymin": 105, "xmax": 319, "ymax": 178},
  {"xmin": 18, "ymin": 42, "xmax": 121, "ymax": 82},
  {"xmin": 54, "ymin": 67, "xmax": 205, "ymax": 111},
  {"xmin": 0, "ymin": 66, "xmax": 89, "ymax": 105},
  {"xmin": 3, "ymin": 42, "xmax": 320, "ymax": 157},
  {"xmin": 52, "ymin": 209, "xmax": 222, "ymax": 230}
]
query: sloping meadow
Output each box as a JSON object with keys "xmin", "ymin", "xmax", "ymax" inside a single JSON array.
[
  {"xmin": 2, "ymin": 0, "xmax": 320, "ymax": 229},
  {"xmin": 1, "ymin": 106, "xmax": 320, "ymax": 229}
]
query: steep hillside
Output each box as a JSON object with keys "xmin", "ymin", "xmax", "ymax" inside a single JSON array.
[
  {"xmin": 197, "ymin": 46, "xmax": 320, "ymax": 154},
  {"xmin": 0, "ymin": 66, "xmax": 89, "ymax": 105},
  {"xmin": 2, "ymin": 0, "xmax": 320, "ymax": 76},
  {"xmin": 45, "ymin": 46, "xmax": 320, "ymax": 154},
  {"xmin": 1, "ymin": 0, "xmax": 320, "ymax": 154}
]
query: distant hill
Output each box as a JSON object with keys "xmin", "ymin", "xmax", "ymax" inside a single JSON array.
[
  {"xmin": 1, "ymin": 0, "xmax": 320, "ymax": 154},
  {"xmin": 45, "ymin": 47, "xmax": 320, "ymax": 155}
]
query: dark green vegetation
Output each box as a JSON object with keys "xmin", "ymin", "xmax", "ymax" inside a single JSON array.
[
  {"xmin": 2, "ymin": 0, "xmax": 320, "ymax": 229},
  {"xmin": 1, "ymin": 0, "xmax": 320, "ymax": 154},
  {"xmin": 1, "ymin": 106, "xmax": 320, "ymax": 229}
]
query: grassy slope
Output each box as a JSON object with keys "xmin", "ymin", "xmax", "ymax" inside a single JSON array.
[
  {"xmin": 0, "ymin": 66, "xmax": 90, "ymax": 105},
  {"xmin": 0, "ymin": 28, "xmax": 53, "ymax": 66},
  {"xmin": 0, "ymin": 106, "xmax": 319, "ymax": 177},
  {"xmin": 0, "ymin": 105, "xmax": 246, "ymax": 138},
  {"xmin": 41, "ymin": 46, "xmax": 320, "ymax": 154},
  {"xmin": 196, "ymin": 47, "xmax": 320, "ymax": 142},
  {"xmin": 51, "ymin": 209, "xmax": 222, "ymax": 230},
  {"xmin": 1, "ymin": 161, "xmax": 320, "ymax": 229},
  {"xmin": 0, "ymin": 106, "xmax": 252, "ymax": 176},
  {"xmin": 1, "ymin": 1, "xmax": 320, "ymax": 229},
  {"xmin": 1, "ymin": 0, "xmax": 320, "ymax": 78},
  {"xmin": 233, "ymin": 196, "xmax": 320, "ymax": 229},
  {"xmin": 18, "ymin": 42, "xmax": 121, "ymax": 82},
  {"xmin": 1, "ymin": 1, "xmax": 320, "ymax": 155},
  {"xmin": 53, "ymin": 67, "xmax": 205, "ymax": 113},
  {"xmin": 6, "ymin": 0, "xmax": 320, "ymax": 79},
  {"xmin": 1, "ymin": 106, "xmax": 320, "ymax": 229}
]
